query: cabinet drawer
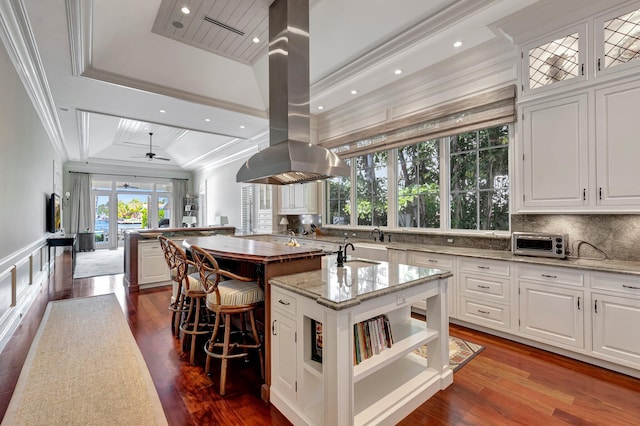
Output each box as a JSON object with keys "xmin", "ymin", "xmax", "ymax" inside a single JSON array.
[
  {"xmin": 459, "ymin": 272, "xmax": 511, "ymax": 302},
  {"xmin": 459, "ymin": 296, "xmax": 511, "ymax": 330},
  {"xmin": 407, "ymin": 251, "xmax": 453, "ymax": 269},
  {"xmin": 272, "ymin": 287, "xmax": 297, "ymax": 317},
  {"xmin": 590, "ymin": 272, "xmax": 640, "ymax": 296},
  {"xmin": 517, "ymin": 264, "xmax": 584, "ymax": 287},
  {"xmin": 458, "ymin": 257, "xmax": 510, "ymax": 277}
]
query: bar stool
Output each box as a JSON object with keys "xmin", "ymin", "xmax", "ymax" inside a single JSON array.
[
  {"xmin": 158, "ymin": 236, "xmax": 210, "ymax": 364},
  {"xmin": 158, "ymin": 235, "xmax": 188, "ymax": 337},
  {"xmin": 190, "ymin": 245, "xmax": 264, "ymax": 396}
]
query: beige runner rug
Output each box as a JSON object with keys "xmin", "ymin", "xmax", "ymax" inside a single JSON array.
[{"xmin": 2, "ymin": 294, "xmax": 167, "ymax": 426}]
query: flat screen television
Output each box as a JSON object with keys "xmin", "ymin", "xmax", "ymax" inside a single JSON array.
[{"xmin": 47, "ymin": 193, "xmax": 62, "ymax": 233}]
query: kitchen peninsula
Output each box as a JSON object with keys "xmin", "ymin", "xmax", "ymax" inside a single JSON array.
[{"xmin": 269, "ymin": 256, "xmax": 452, "ymax": 425}]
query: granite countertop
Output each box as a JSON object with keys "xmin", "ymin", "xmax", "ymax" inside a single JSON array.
[{"xmin": 269, "ymin": 255, "xmax": 452, "ymax": 311}]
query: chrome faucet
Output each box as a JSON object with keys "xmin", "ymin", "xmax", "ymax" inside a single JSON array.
[{"xmin": 371, "ymin": 228, "xmax": 384, "ymax": 242}]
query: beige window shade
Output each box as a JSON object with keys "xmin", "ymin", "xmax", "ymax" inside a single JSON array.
[{"xmin": 320, "ymin": 85, "xmax": 516, "ymax": 158}]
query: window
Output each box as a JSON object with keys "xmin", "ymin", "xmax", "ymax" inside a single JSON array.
[
  {"xmin": 326, "ymin": 158, "xmax": 351, "ymax": 225},
  {"xmin": 449, "ymin": 125, "xmax": 509, "ymax": 231},
  {"xmin": 355, "ymin": 152, "xmax": 388, "ymax": 226},
  {"xmin": 397, "ymin": 140, "xmax": 440, "ymax": 228}
]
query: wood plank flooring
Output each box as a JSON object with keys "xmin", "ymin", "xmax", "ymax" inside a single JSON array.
[{"xmin": 1, "ymin": 252, "xmax": 640, "ymax": 425}]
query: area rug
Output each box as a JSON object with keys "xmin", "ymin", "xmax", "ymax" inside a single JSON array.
[
  {"xmin": 1, "ymin": 294, "xmax": 167, "ymax": 426},
  {"xmin": 414, "ymin": 336, "xmax": 485, "ymax": 372},
  {"xmin": 74, "ymin": 247, "xmax": 124, "ymax": 279}
]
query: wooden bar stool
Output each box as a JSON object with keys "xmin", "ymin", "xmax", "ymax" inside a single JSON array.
[
  {"xmin": 190, "ymin": 245, "xmax": 264, "ymax": 396},
  {"xmin": 158, "ymin": 235, "xmax": 189, "ymax": 337},
  {"xmin": 158, "ymin": 236, "xmax": 210, "ymax": 364}
]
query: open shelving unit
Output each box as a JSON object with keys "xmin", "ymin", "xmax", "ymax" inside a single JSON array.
[{"xmin": 270, "ymin": 276, "xmax": 452, "ymax": 425}]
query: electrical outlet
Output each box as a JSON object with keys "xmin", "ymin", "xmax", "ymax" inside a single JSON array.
[
  {"xmin": 396, "ymin": 294, "xmax": 406, "ymax": 305},
  {"xmin": 447, "ymin": 238, "xmax": 454, "ymax": 243}
]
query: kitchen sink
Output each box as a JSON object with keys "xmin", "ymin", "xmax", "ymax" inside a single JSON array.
[{"xmin": 343, "ymin": 259, "xmax": 380, "ymax": 268}]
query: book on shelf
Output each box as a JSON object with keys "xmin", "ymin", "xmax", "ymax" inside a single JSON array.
[{"xmin": 353, "ymin": 314, "xmax": 394, "ymax": 365}]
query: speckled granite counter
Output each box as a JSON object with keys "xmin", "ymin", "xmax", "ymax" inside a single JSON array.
[
  {"xmin": 385, "ymin": 243, "xmax": 640, "ymax": 277},
  {"xmin": 269, "ymin": 255, "xmax": 452, "ymax": 310}
]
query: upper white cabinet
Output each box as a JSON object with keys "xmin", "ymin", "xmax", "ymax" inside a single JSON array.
[
  {"xmin": 521, "ymin": 25, "xmax": 587, "ymax": 96},
  {"xmin": 595, "ymin": 80, "xmax": 640, "ymax": 206},
  {"xmin": 278, "ymin": 182, "xmax": 318, "ymax": 214},
  {"xmin": 520, "ymin": 93, "xmax": 589, "ymax": 209},
  {"xmin": 594, "ymin": 5, "xmax": 640, "ymax": 78}
]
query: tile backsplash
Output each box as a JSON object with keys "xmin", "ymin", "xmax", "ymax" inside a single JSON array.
[{"xmin": 511, "ymin": 214, "xmax": 640, "ymax": 262}]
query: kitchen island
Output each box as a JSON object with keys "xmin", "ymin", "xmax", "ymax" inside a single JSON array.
[
  {"xmin": 269, "ymin": 255, "xmax": 453, "ymax": 425},
  {"xmin": 181, "ymin": 235, "xmax": 326, "ymax": 401}
]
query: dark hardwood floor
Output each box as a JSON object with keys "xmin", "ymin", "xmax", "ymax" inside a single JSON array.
[{"xmin": 2, "ymin": 252, "xmax": 640, "ymax": 425}]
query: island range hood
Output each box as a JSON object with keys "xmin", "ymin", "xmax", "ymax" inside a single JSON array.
[{"xmin": 236, "ymin": 0, "xmax": 350, "ymax": 185}]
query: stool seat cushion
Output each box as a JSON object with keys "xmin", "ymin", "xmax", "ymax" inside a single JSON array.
[
  {"xmin": 207, "ymin": 280, "xmax": 264, "ymax": 306},
  {"xmin": 181, "ymin": 273, "xmax": 204, "ymax": 292}
]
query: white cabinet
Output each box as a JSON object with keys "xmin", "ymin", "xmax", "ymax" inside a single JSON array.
[
  {"xmin": 517, "ymin": 264, "xmax": 585, "ymax": 350},
  {"xmin": 594, "ymin": 80, "xmax": 640, "ymax": 206},
  {"xmin": 406, "ymin": 251, "xmax": 456, "ymax": 318},
  {"xmin": 256, "ymin": 184, "xmax": 273, "ymax": 232},
  {"xmin": 457, "ymin": 257, "xmax": 514, "ymax": 332},
  {"xmin": 591, "ymin": 272, "xmax": 640, "ymax": 369},
  {"xmin": 520, "ymin": 93, "xmax": 589, "ymax": 210},
  {"xmin": 278, "ymin": 182, "xmax": 318, "ymax": 214},
  {"xmin": 138, "ymin": 240, "xmax": 170, "ymax": 285},
  {"xmin": 271, "ymin": 288, "xmax": 298, "ymax": 404},
  {"xmin": 594, "ymin": 4, "xmax": 640, "ymax": 78}
]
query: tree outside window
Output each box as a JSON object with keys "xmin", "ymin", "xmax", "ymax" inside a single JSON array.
[
  {"xmin": 355, "ymin": 152, "xmax": 388, "ymax": 226},
  {"xmin": 397, "ymin": 140, "xmax": 440, "ymax": 228},
  {"xmin": 326, "ymin": 158, "xmax": 351, "ymax": 225},
  {"xmin": 450, "ymin": 125, "xmax": 509, "ymax": 230}
]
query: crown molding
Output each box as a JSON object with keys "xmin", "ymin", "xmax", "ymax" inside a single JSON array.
[
  {"xmin": 76, "ymin": 108, "xmax": 89, "ymax": 161},
  {"xmin": 310, "ymin": 0, "xmax": 494, "ymax": 95},
  {"xmin": 66, "ymin": 0, "xmax": 91, "ymax": 76},
  {"xmin": 0, "ymin": 0, "xmax": 68, "ymax": 160}
]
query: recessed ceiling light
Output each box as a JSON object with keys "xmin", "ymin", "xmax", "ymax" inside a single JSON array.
[
  {"xmin": 453, "ymin": 41, "xmax": 462, "ymax": 48},
  {"xmin": 204, "ymin": 118, "xmax": 211, "ymax": 122},
  {"xmin": 159, "ymin": 109, "xmax": 166, "ymax": 113},
  {"xmin": 181, "ymin": 6, "xmax": 190, "ymax": 14},
  {"xmin": 240, "ymin": 125, "xmax": 246, "ymax": 129},
  {"xmin": 252, "ymin": 37, "xmax": 260, "ymax": 43},
  {"xmin": 394, "ymin": 69, "xmax": 402, "ymax": 75},
  {"xmin": 350, "ymin": 89, "xmax": 358, "ymax": 95},
  {"xmin": 317, "ymin": 105, "xmax": 324, "ymax": 110},
  {"xmin": 172, "ymin": 21, "xmax": 184, "ymax": 29}
]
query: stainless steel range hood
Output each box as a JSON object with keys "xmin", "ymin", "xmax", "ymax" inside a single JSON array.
[{"xmin": 236, "ymin": 0, "xmax": 350, "ymax": 185}]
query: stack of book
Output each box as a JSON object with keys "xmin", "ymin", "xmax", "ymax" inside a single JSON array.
[{"xmin": 353, "ymin": 314, "xmax": 393, "ymax": 365}]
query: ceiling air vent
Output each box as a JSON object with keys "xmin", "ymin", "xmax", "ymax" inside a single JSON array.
[{"xmin": 202, "ymin": 16, "xmax": 245, "ymax": 36}]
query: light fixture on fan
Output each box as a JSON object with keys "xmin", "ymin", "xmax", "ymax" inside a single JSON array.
[{"xmin": 143, "ymin": 132, "xmax": 170, "ymax": 161}]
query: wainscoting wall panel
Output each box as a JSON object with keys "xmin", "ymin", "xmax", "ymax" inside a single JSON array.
[{"xmin": 0, "ymin": 238, "xmax": 49, "ymax": 353}]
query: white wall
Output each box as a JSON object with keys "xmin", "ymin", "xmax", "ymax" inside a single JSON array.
[
  {"xmin": 0, "ymin": 35, "xmax": 61, "ymax": 260},
  {"xmin": 194, "ymin": 156, "xmax": 249, "ymax": 229}
]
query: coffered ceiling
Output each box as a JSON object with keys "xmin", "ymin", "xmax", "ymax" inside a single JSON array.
[{"xmin": 2, "ymin": 0, "xmax": 552, "ymax": 171}]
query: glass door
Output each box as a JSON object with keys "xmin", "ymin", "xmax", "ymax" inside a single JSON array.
[
  {"xmin": 117, "ymin": 193, "xmax": 150, "ymax": 247},
  {"xmin": 94, "ymin": 193, "xmax": 112, "ymax": 249}
]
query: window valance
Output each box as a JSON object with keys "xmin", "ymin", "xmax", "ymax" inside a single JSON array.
[{"xmin": 319, "ymin": 85, "xmax": 516, "ymax": 158}]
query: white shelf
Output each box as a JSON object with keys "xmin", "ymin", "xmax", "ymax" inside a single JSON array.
[
  {"xmin": 354, "ymin": 352, "xmax": 441, "ymax": 425},
  {"xmin": 303, "ymin": 359, "xmax": 323, "ymax": 380},
  {"xmin": 353, "ymin": 317, "xmax": 439, "ymax": 383}
]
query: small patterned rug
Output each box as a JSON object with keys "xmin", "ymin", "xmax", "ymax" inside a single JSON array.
[{"xmin": 414, "ymin": 336, "xmax": 484, "ymax": 372}]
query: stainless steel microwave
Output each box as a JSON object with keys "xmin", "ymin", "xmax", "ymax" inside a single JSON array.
[{"xmin": 512, "ymin": 232, "xmax": 567, "ymax": 259}]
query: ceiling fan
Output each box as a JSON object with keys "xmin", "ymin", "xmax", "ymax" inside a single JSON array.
[{"xmin": 141, "ymin": 132, "xmax": 170, "ymax": 161}]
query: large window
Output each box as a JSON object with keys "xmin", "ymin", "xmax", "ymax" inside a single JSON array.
[
  {"xmin": 449, "ymin": 126, "xmax": 509, "ymax": 230},
  {"xmin": 355, "ymin": 152, "xmax": 388, "ymax": 226},
  {"xmin": 326, "ymin": 158, "xmax": 351, "ymax": 225},
  {"xmin": 397, "ymin": 140, "xmax": 440, "ymax": 228},
  {"xmin": 326, "ymin": 124, "xmax": 510, "ymax": 233}
]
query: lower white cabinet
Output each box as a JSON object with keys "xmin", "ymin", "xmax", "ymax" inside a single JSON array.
[
  {"xmin": 456, "ymin": 257, "xmax": 513, "ymax": 331},
  {"xmin": 519, "ymin": 281, "xmax": 585, "ymax": 349},
  {"xmin": 591, "ymin": 272, "xmax": 640, "ymax": 369},
  {"xmin": 138, "ymin": 240, "xmax": 170, "ymax": 285},
  {"xmin": 405, "ymin": 251, "xmax": 456, "ymax": 318},
  {"xmin": 271, "ymin": 289, "xmax": 298, "ymax": 404}
]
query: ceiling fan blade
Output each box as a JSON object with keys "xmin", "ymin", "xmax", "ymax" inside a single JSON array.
[{"xmin": 154, "ymin": 156, "xmax": 171, "ymax": 161}]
